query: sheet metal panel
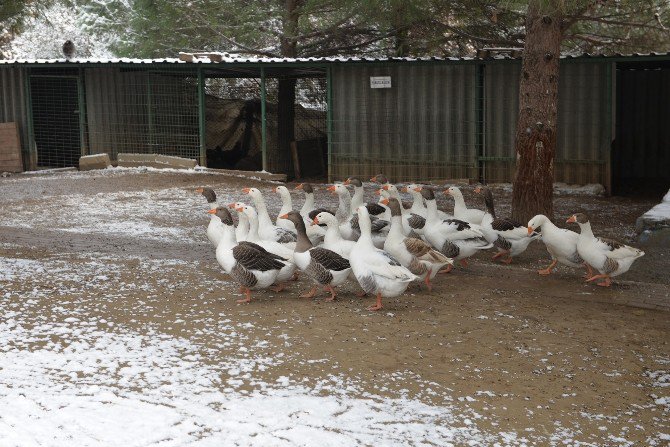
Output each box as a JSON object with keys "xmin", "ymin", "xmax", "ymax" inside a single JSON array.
[{"xmin": 330, "ymin": 63, "xmax": 477, "ymax": 182}]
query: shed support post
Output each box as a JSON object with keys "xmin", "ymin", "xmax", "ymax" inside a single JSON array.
[
  {"xmin": 146, "ymin": 73, "xmax": 154, "ymax": 152},
  {"xmin": 605, "ymin": 62, "xmax": 615, "ymax": 195},
  {"xmin": 23, "ymin": 68, "xmax": 36, "ymax": 170},
  {"xmin": 260, "ymin": 66, "xmax": 267, "ymax": 172},
  {"xmin": 77, "ymin": 67, "xmax": 87, "ymax": 157},
  {"xmin": 326, "ymin": 65, "xmax": 333, "ymax": 183},
  {"xmin": 197, "ymin": 67, "xmax": 207, "ymax": 167},
  {"xmin": 475, "ymin": 63, "xmax": 485, "ymax": 183}
]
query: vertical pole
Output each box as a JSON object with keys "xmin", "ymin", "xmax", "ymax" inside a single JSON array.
[
  {"xmin": 197, "ymin": 66, "xmax": 207, "ymax": 167},
  {"xmin": 23, "ymin": 67, "xmax": 36, "ymax": 170},
  {"xmin": 146, "ymin": 72, "xmax": 154, "ymax": 152},
  {"xmin": 260, "ymin": 66, "xmax": 267, "ymax": 172},
  {"xmin": 475, "ymin": 63, "xmax": 485, "ymax": 183},
  {"xmin": 77, "ymin": 67, "xmax": 87, "ymax": 157},
  {"xmin": 604, "ymin": 61, "xmax": 615, "ymax": 195},
  {"xmin": 326, "ymin": 65, "xmax": 333, "ymax": 183}
]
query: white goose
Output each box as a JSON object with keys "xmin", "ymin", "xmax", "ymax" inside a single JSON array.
[
  {"xmin": 225, "ymin": 201, "xmax": 250, "ymax": 242},
  {"xmin": 528, "ymin": 214, "xmax": 591, "ymax": 277},
  {"xmin": 235, "ymin": 204, "xmax": 297, "ymax": 289},
  {"xmin": 208, "ymin": 207, "xmax": 287, "ymax": 303},
  {"xmin": 475, "ymin": 186, "xmax": 540, "ymax": 264},
  {"xmin": 567, "ymin": 213, "xmax": 644, "ymax": 287},
  {"xmin": 328, "ymin": 183, "xmax": 388, "ymax": 247},
  {"xmin": 313, "ymin": 211, "xmax": 356, "ymax": 258},
  {"xmin": 275, "ymin": 185, "xmax": 325, "ymax": 245},
  {"xmin": 382, "ymin": 198, "xmax": 452, "ymax": 291},
  {"xmin": 280, "ymin": 211, "xmax": 352, "ymax": 301},
  {"xmin": 243, "ymin": 187, "xmax": 297, "ymax": 243},
  {"xmin": 445, "ymin": 186, "xmax": 486, "ymax": 225},
  {"xmin": 421, "ymin": 187, "xmax": 492, "ymax": 271},
  {"xmin": 196, "ymin": 187, "xmax": 224, "ymax": 246},
  {"xmin": 349, "ymin": 205, "xmax": 416, "ymax": 311}
]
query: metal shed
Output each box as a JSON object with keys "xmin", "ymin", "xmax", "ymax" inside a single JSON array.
[{"xmin": 1, "ymin": 53, "xmax": 669, "ymax": 194}]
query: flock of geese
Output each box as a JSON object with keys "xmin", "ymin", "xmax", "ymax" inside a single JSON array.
[{"xmin": 197, "ymin": 175, "xmax": 645, "ymax": 311}]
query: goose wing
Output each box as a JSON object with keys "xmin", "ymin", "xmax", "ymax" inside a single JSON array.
[
  {"xmin": 408, "ymin": 213, "xmax": 426, "ymax": 230},
  {"xmin": 275, "ymin": 227, "xmax": 297, "ymax": 243},
  {"xmin": 403, "ymin": 238, "xmax": 452, "ymax": 263},
  {"xmin": 233, "ymin": 243, "xmax": 286, "ymax": 271},
  {"xmin": 310, "ymin": 247, "xmax": 351, "ymax": 271},
  {"xmin": 596, "ymin": 237, "xmax": 644, "ymax": 259}
]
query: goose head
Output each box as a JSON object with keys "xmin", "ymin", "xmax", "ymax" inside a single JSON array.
[
  {"xmin": 295, "ymin": 182, "xmax": 314, "ymax": 194},
  {"xmin": 444, "ymin": 186, "xmax": 462, "ymax": 198},
  {"xmin": 383, "ymin": 197, "xmax": 402, "ymax": 217},
  {"xmin": 566, "ymin": 213, "xmax": 589, "ymax": 225},
  {"xmin": 527, "ymin": 214, "xmax": 548, "ymax": 236},
  {"xmin": 242, "ymin": 187, "xmax": 263, "ymax": 200},
  {"xmin": 327, "ymin": 184, "xmax": 349, "ymax": 196},
  {"xmin": 344, "ymin": 177, "xmax": 363, "ymax": 187},
  {"xmin": 370, "ymin": 174, "xmax": 389, "ymax": 184},
  {"xmin": 382, "ymin": 184, "xmax": 399, "ymax": 195},
  {"xmin": 278, "ymin": 210, "xmax": 302, "ymax": 225},
  {"xmin": 312, "ymin": 211, "xmax": 337, "ymax": 226},
  {"xmin": 419, "ymin": 187, "xmax": 436, "ymax": 202},
  {"xmin": 274, "ymin": 185, "xmax": 291, "ymax": 200},
  {"xmin": 196, "ymin": 187, "xmax": 216, "ymax": 203},
  {"xmin": 237, "ymin": 204, "xmax": 259, "ymax": 221},
  {"xmin": 207, "ymin": 206, "xmax": 234, "ymax": 226}
]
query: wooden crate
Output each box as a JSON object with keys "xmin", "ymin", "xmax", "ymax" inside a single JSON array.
[{"xmin": 0, "ymin": 122, "xmax": 23, "ymax": 172}]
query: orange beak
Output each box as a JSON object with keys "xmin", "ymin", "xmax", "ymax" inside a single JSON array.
[
  {"xmin": 414, "ymin": 186, "xmax": 422, "ymax": 192},
  {"xmin": 206, "ymin": 209, "xmax": 216, "ymax": 214},
  {"xmin": 474, "ymin": 186, "xmax": 481, "ymax": 194},
  {"xmin": 401, "ymin": 186, "xmax": 408, "ymax": 193},
  {"xmin": 527, "ymin": 226, "xmax": 534, "ymax": 236},
  {"xmin": 344, "ymin": 178, "xmax": 351, "ymax": 185},
  {"xmin": 375, "ymin": 189, "xmax": 382, "ymax": 196},
  {"xmin": 380, "ymin": 198, "xmax": 389, "ymax": 205},
  {"xmin": 312, "ymin": 217, "xmax": 320, "ymax": 225},
  {"xmin": 444, "ymin": 189, "xmax": 451, "ymax": 195},
  {"xmin": 195, "ymin": 187, "xmax": 203, "ymax": 193},
  {"xmin": 226, "ymin": 202, "xmax": 236, "ymax": 208},
  {"xmin": 327, "ymin": 185, "xmax": 336, "ymax": 192},
  {"xmin": 279, "ymin": 213, "xmax": 289, "ymax": 220},
  {"xmin": 235, "ymin": 206, "xmax": 244, "ymax": 212},
  {"xmin": 566, "ymin": 215, "xmax": 576, "ymax": 223},
  {"xmin": 295, "ymin": 183, "xmax": 303, "ymax": 190},
  {"xmin": 242, "ymin": 187, "xmax": 251, "ymax": 194},
  {"xmin": 382, "ymin": 184, "xmax": 390, "ymax": 191}
]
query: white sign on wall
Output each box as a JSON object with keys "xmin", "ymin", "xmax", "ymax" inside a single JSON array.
[{"xmin": 370, "ymin": 76, "xmax": 392, "ymax": 88}]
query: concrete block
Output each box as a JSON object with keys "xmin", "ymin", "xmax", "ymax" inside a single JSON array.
[
  {"xmin": 155, "ymin": 154, "xmax": 197, "ymax": 169},
  {"xmin": 79, "ymin": 153, "xmax": 111, "ymax": 171},
  {"xmin": 117, "ymin": 153, "xmax": 197, "ymax": 170}
]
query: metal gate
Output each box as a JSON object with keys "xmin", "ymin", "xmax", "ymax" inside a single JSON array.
[{"xmin": 29, "ymin": 69, "xmax": 85, "ymax": 168}]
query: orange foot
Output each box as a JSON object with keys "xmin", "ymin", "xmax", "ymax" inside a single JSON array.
[
  {"xmin": 270, "ymin": 283, "xmax": 286, "ymax": 293},
  {"xmin": 300, "ymin": 286, "xmax": 318, "ymax": 299},
  {"xmin": 367, "ymin": 293, "xmax": 383, "ymax": 311},
  {"xmin": 501, "ymin": 257, "xmax": 513, "ymax": 265},
  {"xmin": 460, "ymin": 259, "xmax": 469, "ymax": 267},
  {"xmin": 236, "ymin": 288, "xmax": 252, "ymax": 304},
  {"xmin": 424, "ymin": 270, "xmax": 433, "ymax": 292},
  {"xmin": 323, "ymin": 285, "xmax": 337, "ymax": 302},
  {"xmin": 439, "ymin": 264, "xmax": 453, "ymax": 274}
]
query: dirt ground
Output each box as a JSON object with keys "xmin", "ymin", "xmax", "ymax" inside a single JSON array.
[{"xmin": 0, "ymin": 168, "xmax": 668, "ymax": 445}]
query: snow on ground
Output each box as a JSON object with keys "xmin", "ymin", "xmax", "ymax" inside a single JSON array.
[
  {"xmin": 640, "ymin": 189, "xmax": 670, "ymax": 223},
  {"xmin": 0, "ymin": 254, "xmax": 505, "ymax": 446}
]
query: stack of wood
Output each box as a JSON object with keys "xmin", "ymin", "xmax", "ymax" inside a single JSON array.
[{"xmin": 0, "ymin": 122, "xmax": 23, "ymax": 172}]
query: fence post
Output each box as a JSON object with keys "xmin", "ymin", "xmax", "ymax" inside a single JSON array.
[
  {"xmin": 23, "ymin": 67, "xmax": 36, "ymax": 170},
  {"xmin": 326, "ymin": 65, "xmax": 333, "ymax": 183},
  {"xmin": 260, "ymin": 66, "xmax": 267, "ymax": 172},
  {"xmin": 77, "ymin": 67, "xmax": 87, "ymax": 157},
  {"xmin": 197, "ymin": 66, "xmax": 206, "ymax": 167}
]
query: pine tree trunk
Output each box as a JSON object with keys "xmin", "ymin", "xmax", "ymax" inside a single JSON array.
[
  {"xmin": 511, "ymin": 1, "xmax": 563, "ymax": 223},
  {"xmin": 277, "ymin": 0, "xmax": 299, "ymax": 175}
]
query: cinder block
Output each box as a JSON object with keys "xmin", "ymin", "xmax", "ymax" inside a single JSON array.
[{"xmin": 79, "ymin": 153, "xmax": 111, "ymax": 171}]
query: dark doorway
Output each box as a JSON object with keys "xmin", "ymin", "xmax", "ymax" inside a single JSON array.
[
  {"xmin": 613, "ymin": 62, "xmax": 670, "ymax": 197},
  {"xmin": 30, "ymin": 72, "xmax": 82, "ymax": 168}
]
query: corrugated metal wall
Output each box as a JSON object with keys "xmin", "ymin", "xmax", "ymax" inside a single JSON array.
[
  {"xmin": 0, "ymin": 66, "xmax": 30, "ymax": 169},
  {"xmin": 331, "ymin": 60, "xmax": 611, "ymax": 186},
  {"xmin": 330, "ymin": 63, "xmax": 478, "ymax": 182}
]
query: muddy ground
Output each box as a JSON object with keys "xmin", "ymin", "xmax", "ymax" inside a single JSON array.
[{"xmin": 0, "ymin": 168, "xmax": 668, "ymax": 445}]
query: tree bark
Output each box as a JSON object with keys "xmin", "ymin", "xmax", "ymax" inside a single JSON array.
[
  {"xmin": 277, "ymin": 0, "xmax": 299, "ymax": 176},
  {"xmin": 511, "ymin": 1, "xmax": 563, "ymax": 223}
]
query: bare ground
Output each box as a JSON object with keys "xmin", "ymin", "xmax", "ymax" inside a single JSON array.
[{"xmin": 0, "ymin": 168, "xmax": 668, "ymax": 445}]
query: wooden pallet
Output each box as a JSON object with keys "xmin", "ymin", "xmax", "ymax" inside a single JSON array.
[{"xmin": 0, "ymin": 122, "xmax": 23, "ymax": 172}]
